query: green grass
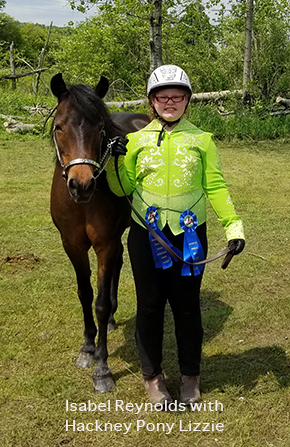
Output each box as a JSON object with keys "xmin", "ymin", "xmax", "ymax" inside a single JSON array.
[{"xmin": 0, "ymin": 138, "xmax": 290, "ymax": 446}]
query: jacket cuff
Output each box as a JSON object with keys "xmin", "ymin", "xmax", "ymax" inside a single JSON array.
[{"xmin": 225, "ymin": 220, "xmax": 245, "ymax": 241}]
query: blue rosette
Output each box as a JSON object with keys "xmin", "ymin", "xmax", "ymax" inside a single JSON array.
[
  {"xmin": 180, "ymin": 210, "xmax": 205, "ymax": 276},
  {"xmin": 145, "ymin": 206, "xmax": 182, "ymax": 270}
]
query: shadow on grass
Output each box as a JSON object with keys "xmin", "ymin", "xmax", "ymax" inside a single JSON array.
[
  {"xmin": 201, "ymin": 345, "xmax": 290, "ymax": 393},
  {"xmin": 112, "ymin": 288, "xmax": 290, "ymax": 394}
]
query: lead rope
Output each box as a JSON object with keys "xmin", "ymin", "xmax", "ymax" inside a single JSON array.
[{"xmin": 114, "ymin": 155, "xmax": 234, "ymax": 269}]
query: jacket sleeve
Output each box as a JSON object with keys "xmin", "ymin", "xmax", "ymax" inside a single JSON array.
[
  {"xmin": 105, "ymin": 133, "xmax": 138, "ymax": 197},
  {"xmin": 201, "ymin": 134, "xmax": 245, "ymax": 241}
]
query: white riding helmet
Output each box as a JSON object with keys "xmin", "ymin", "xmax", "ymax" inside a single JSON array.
[{"xmin": 147, "ymin": 65, "xmax": 192, "ymax": 96}]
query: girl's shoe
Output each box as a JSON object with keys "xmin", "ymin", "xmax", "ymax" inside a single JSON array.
[
  {"xmin": 179, "ymin": 375, "xmax": 201, "ymax": 404},
  {"xmin": 144, "ymin": 373, "xmax": 173, "ymax": 405}
]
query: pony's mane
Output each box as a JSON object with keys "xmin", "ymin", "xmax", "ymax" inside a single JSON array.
[{"xmin": 67, "ymin": 84, "xmax": 116, "ymax": 135}]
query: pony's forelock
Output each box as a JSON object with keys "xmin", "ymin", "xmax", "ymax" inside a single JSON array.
[{"xmin": 67, "ymin": 84, "xmax": 115, "ymax": 133}]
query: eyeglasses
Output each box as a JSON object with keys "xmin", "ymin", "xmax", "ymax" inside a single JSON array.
[{"xmin": 155, "ymin": 95, "xmax": 186, "ymax": 104}]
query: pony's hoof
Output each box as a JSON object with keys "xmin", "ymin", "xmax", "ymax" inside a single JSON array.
[
  {"xmin": 93, "ymin": 374, "xmax": 115, "ymax": 393},
  {"xmin": 76, "ymin": 351, "xmax": 96, "ymax": 368}
]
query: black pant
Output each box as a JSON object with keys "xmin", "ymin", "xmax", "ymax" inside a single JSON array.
[{"xmin": 128, "ymin": 220, "xmax": 208, "ymax": 380}]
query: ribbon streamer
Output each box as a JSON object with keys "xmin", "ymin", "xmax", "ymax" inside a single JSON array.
[
  {"xmin": 145, "ymin": 206, "xmax": 182, "ymax": 270},
  {"xmin": 180, "ymin": 210, "xmax": 205, "ymax": 276}
]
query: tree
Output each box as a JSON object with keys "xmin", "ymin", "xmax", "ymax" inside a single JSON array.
[
  {"xmin": 163, "ymin": 1, "xmax": 220, "ymax": 92},
  {"xmin": 69, "ymin": 0, "xmax": 164, "ymax": 71},
  {"xmin": 0, "ymin": 13, "xmax": 23, "ymax": 68},
  {"xmin": 17, "ymin": 23, "xmax": 50, "ymax": 66},
  {"xmin": 213, "ymin": 0, "xmax": 290, "ymax": 100},
  {"xmin": 52, "ymin": 13, "xmax": 150, "ymax": 95},
  {"xmin": 148, "ymin": 0, "xmax": 163, "ymax": 71},
  {"xmin": 53, "ymin": 1, "xmax": 219, "ymax": 95},
  {"xmin": 252, "ymin": 16, "xmax": 290, "ymax": 98},
  {"xmin": 243, "ymin": 0, "xmax": 253, "ymax": 99},
  {"xmin": 0, "ymin": 14, "xmax": 22, "ymax": 50},
  {"xmin": 66, "ymin": 0, "xmax": 220, "ymax": 88}
]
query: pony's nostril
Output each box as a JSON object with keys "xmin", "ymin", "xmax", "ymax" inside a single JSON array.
[
  {"xmin": 68, "ymin": 177, "xmax": 79, "ymax": 195},
  {"xmin": 69, "ymin": 178, "xmax": 77, "ymax": 189},
  {"xmin": 85, "ymin": 177, "xmax": 96, "ymax": 193},
  {"xmin": 68, "ymin": 176, "xmax": 96, "ymax": 201}
]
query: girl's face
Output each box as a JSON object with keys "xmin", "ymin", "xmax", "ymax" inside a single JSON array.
[{"xmin": 152, "ymin": 87, "xmax": 189, "ymax": 122}]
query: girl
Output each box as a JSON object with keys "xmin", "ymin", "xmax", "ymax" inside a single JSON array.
[{"xmin": 106, "ymin": 65, "xmax": 245, "ymax": 405}]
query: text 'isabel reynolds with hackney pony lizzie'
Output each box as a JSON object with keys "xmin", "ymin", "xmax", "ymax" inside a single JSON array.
[{"xmin": 106, "ymin": 64, "xmax": 245, "ymax": 406}]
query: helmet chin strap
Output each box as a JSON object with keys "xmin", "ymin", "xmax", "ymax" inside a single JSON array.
[
  {"xmin": 156, "ymin": 116, "xmax": 181, "ymax": 147},
  {"xmin": 154, "ymin": 97, "xmax": 190, "ymax": 147}
]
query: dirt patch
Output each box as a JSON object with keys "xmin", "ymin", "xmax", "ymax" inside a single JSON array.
[{"xmin": 1, "ymin": 253, "xmax": 39, "ymax": 271}]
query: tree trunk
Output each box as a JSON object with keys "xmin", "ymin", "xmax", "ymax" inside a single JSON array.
[
  {"xmin": 243, "ymin": 0, "xmax": 254, "ymax": 102},
  {"xmin": 9, "ymin": 42, "xmax": 16, "ymax": 90},
  {"xmin": 34, "ymin": 22, "xmax": 53, "ymax": 100},
  {"xmin": 149, "ymin": 0, "xmax": 163, "ymax": 72}
]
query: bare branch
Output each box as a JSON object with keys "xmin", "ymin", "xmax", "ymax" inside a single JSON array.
[
  {"xmin": 126, "ymin": 11, "xmax": 148, "ymax": 20},
  {"xmin": 0, "ymin": 68, "xmax": 48, "ymax": 80},
  {"xmin": 35, "ymin": 22, "xmax": 53, "ymax": 99}
]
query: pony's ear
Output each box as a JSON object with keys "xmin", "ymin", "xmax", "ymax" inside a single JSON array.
[
  {"xmin": 51, "ymin": 73, "xmax": 68, "ymax": 100},
  {"xmin": 95, "ymin": 76, "xmax": 109, "ymax": 98}
]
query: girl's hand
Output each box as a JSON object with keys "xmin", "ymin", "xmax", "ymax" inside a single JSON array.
[
  {"xmin": 228, "ymin": 239, "xmax": 245, "ymax": 255},
  {"xmin": 109, "ymin": 136, "xmax": 128, "ymax": 157}
]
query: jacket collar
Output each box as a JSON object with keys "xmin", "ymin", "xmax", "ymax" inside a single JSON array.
[{"xmin": 144, "ymin": 118, "xmax": 199, "ymax": 133}]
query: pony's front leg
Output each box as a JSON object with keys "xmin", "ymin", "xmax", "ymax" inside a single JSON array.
[
  {"xmin": 108, "ymin": 243, "xmax": 124, "ymax": 333},
  {"xmin": 92, "ymin": 245, "xmax": 121, "ymax": 393},
  {"xmin": 63, "ymin": 241, "xmax": 97, "ymax": 368}
]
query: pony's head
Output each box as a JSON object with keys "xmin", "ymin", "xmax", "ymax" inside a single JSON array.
[{"xmin": 50, "ymin": 73, "xmax": 114, "ymax": 203}]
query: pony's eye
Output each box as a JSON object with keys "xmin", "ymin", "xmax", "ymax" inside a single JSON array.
[{"xmin": 54, "ymin": 124, "xmax": 62, "ymax": 131}]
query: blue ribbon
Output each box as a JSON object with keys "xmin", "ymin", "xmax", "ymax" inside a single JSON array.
[
  {"xmin": 180, "ymin": 210, "xmax": 205, "ymax": 276},
  {"xmin": 145, "ymin": 206, "xmax": 182, "ymax": 270}
]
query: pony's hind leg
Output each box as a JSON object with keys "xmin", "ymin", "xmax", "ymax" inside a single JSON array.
[{"xmin": 63, "ymin": 241, "xmax": 97, "ymax": 368}]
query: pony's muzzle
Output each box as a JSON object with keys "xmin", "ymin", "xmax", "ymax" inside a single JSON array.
[{"xmin": 67, "ymin": 175, "xmax": 96, "ymax": 203}]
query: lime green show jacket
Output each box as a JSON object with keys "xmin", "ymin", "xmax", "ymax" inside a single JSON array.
[{"xmin": 106, "ymin": 118, "xmax": 244, "ymax": 241}]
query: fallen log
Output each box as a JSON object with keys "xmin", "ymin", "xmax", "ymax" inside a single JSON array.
[
  {"xmin": 105, "ymin": 98, "xmax": 147, "ymax": 108},
  {"xmin": 268, "ymin": 110, "xmax": 290, "ymax": 117},
  {"xmin": 0, "ymin": 113, "xmax": 25, "ymax": 121},
  {"xmin": 3, "ymin": 119, "xmax": 35, "ymax": 133},
  {"xmin": 105, "ymin": 89, "xmax": 243, "ymax": 108},
  {"xmin": 276, "ymin": 96, "xmax": 290, "ymax": 108},
  {"xmin": 191, "ymin": 89, "xmax": 243, "ymax": 103},
  {"xmin": 22, "ymin": 105, "xmax": 52, "ymax": 115}
]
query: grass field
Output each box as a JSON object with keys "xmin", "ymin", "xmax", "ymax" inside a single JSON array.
[{"xmin": 0, "ymin": 136, "xmax": 290, "ymax": 447}]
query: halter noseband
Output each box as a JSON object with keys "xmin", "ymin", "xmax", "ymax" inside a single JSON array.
[{"xmin": 52, "ymin": 124, "xmax": 112, "ymax": 180}]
